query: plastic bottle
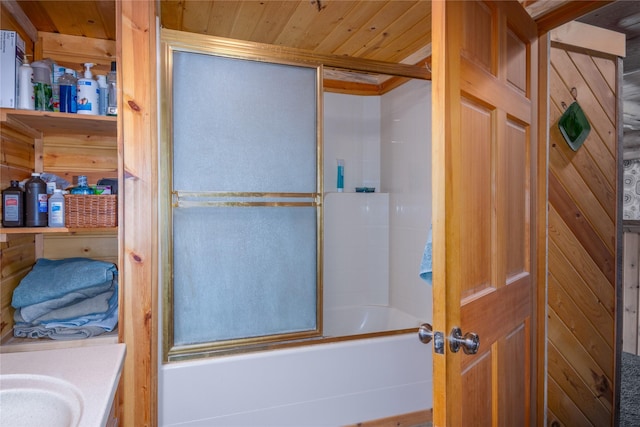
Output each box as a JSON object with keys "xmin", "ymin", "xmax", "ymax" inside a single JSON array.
[
  {"xmin": 337, "ymin": 159, "xmax": 344, "ymax": 192},
  {"xmin": 47, "ymin": 189, "xmax": 65, "ymax": 228},
  {"xmin": 97, "ymin": 74, "xmax": 108, "ymax": 115},
  {"xmin": 52, "ymin": 63, "xmax": 65, "ymax": 112},
  {"xmin": 25, "ymin": 173, "xmax": 48, "ymax": 227},
  {"xmin": 31, "ymin": 60, "xmax": 53, "ymax": 111},
  {"xmin": 77, "ymin": 63, "xmax": 99, "ymax": 115},
  {"xmin": 17, "ymin": 54, "xmax": 34, "ymax": 110},
  {"xmin": 2, "ymin": 180, "xmax": 24, "ymax": 227},
  {"xmin": 107, "ymin": 61, "xmax": 117, "ymax": 116},
  {"xmin": 58, "ymin": 69, "xmax": 77, "ymax": 113},
  {"xmin": 70, "ymin": 175, "xmax": 94, "ymax": 195}
]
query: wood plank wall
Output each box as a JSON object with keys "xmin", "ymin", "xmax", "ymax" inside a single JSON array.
[
  {"xmin": 546, "ymin": 41, "xmax": 620, "ymax": 425},
  {"xmin": 623, "ymin": 229, "xmax": 640, "ymax": 355}
]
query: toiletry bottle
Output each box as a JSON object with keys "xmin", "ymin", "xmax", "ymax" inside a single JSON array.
[
  {"xmin": 2, "ymin": 180, "xmax": 24, "ymax": 227},
  {"xmin": 58, "ymin": 69, "xmax": 77, "ymax": 113},
  {"xmin": 337, "ymin": 159, "xmax": 345, "ymax": 192},
  {"xmin": 97, "ymin": 74, "xmax": 108, "ymax": 115},
  {"xmin": 31, "ymin": 60, "xmax": 53, "ymax": 111},
  {"xmin": 17, "ymin": 54, "xmax": 34, "ymax": 110},
  {"xmin": 70, "ymin": 175, "xmax": 94, "ymax": 195},
  {"xmin": 77, "ymin": 63, "xmax": 99, "ymax": 115},
  {"xmin": 107, "ymin": 61, "xmax": 117, "ymax": 116},
  {"xmin": 48, "ymin": 189, "xmax": 65, "ymax": 228},
  {"xmin": 52, "ymin": 63, "xmax": 65, "ymax": 112},
  {"xmin": 25, "ymin": 173, "xmax": 48, "ymax": 227}
]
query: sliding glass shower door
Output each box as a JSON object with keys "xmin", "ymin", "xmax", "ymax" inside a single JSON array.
[{"xmin": 162, "ymin": 40, "xmax": 322, "ymax": 360}]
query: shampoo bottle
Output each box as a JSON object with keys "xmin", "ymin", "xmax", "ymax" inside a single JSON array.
[
  {"xmin": 77, "ymin": 63, "xmax": 99, "ymax": 115},
  {"xmin": 17, "ymin": 54, "xmax": 34, "ymax": 110}
]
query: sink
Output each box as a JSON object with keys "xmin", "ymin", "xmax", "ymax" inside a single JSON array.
[{"xmin": 0, "ymin": 374, "xmax": 83, "ymax": 427}]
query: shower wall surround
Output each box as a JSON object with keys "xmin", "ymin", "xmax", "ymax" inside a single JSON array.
[{"xmin": 323, "ymin": 79, "xmax": 432, "ymax": 321}]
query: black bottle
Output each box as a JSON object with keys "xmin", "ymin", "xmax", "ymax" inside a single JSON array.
[
  {"xmin": 24, "ymin": 173, "xmax": 48, "ymax": 227},
  {"xmin": 2, "ymin": 180, "xmax": 24, "ymax": 227}
]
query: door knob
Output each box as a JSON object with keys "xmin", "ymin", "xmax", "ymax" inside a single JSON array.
[
  {"xmin": 418, "ymin": 323, "xmax": 445, "ymax": 354},
  {"xmin": 418, "ymin": 323, "xmax": 433, "ymax": 344},
  {"xmin": 418, "ymin": 323, "xmax": 479, "ymax": 355},
  {"xmin": 449, "ymin": 327, "xmax": 480, "ymax": 354}
]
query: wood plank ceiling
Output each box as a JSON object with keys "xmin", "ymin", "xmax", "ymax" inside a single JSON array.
[{"xmin": 11, "ymin": 0, "xmax": 592, "ymax": 89}]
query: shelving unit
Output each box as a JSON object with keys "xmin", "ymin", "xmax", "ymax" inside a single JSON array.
[{"xmin": 1, "ymin": 46, "xmax": 118, "ymax": 351}]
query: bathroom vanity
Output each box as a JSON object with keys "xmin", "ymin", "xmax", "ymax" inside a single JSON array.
[{"xmin": 0, "ymin": 343, "xmax": 125, "ymax": 427}]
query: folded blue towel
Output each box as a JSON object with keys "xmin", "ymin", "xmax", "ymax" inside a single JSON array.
[
  {"xmin": 419, "ymin": 225, "xmax": 433, "ymax": 285},
  {"xmin": 16, "ymin": 280, "xmax": 115, "ymax": 321},
  {"xmin": 13, "ymin": 291, "xmax": 118, "ymax": 340},
  {"xmin": 44, "ymin": 302, "xmax": 118, "ymax": 331},
  {"xmin": 15, "ymin": 286, "xmax": 115, "ymax": 324},
  {"xmin": 12, "ymin": 258, "xmax": 117, "ymax": 308},
  {"xmin": 13, "ymin": 325, "xmax": 112, "ymax": 340}
]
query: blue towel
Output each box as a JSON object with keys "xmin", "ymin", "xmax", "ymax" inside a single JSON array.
[
  {"xmin": 419, "ymin": 226, "xmax": 433, "ymax": 285},
  {"xmin": 13, "ymin": 287, "xmax": 118, "ymax": 340},
  {"xmin": 16, "ymin": 280, "xmax": 115, "ymax": 322},
  {"xmin": 15, "ymin": 285, "xmax": 115, "ymax": 324},
  {"xmin": 12, "ymin": 258, "xmax": 117, "ymax": 308}
]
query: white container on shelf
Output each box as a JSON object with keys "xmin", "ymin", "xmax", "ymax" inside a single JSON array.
[
  {"xmin": 47, "ymin": 189, "xmax": 65, "ymax": 228},
  {"xmin": 77, "ymin": 63, "xmax": 99, "ymax": 115}
]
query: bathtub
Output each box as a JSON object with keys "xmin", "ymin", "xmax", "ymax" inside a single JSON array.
[
  {"xmin": 323, "ymin": 305, "xmax": 424, "ymax": 337},
  {"xmin": 160, "ymin": 307, "xmax": 433, "ymax": 426}
]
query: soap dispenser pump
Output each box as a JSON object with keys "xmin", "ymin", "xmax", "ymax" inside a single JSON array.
[{"xmin": 77, "ymin": 63, "xmax": 99, "ymax": 115}]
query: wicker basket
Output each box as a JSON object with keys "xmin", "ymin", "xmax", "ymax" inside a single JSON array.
[{"xmin": 64, "ymin": 194, "xmax": 117, "ymax": 228}]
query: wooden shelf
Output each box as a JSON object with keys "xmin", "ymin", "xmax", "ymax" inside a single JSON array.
[
  {"xmin": 0, "ymin": 227, "xmax": 117, "ymax": 242},
  {"xmin": 0, "ymin": 108, "xmax": 116, "ymax": 136},
  {"xmin": 1, "ymin": 329, "xmax": 119, "ymax": 353}
]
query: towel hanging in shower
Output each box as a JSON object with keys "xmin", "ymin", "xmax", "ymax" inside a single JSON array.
[{"xmin": 419, "ymin": 225, "xmax": 432, "ymax": 285}]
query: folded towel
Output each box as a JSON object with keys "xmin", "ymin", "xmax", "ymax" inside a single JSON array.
[
  {"xmin": 16, "ymin": 280, "xmax": 115, "ymax": 322},
  {"xmin": 419, "ymin": 225, "xmax": 433, "ymax": 285},
  {"xmin": 13, "ymin": 297, "xmax": 118, "ymax": 340},
  {"xmin": 43, "ymin": 296, "xmax": 118, "ymax": 331},
  {"xmin": 13, "ymin": 325, "xmax": 111, "ymax": 340},
  {"xmin": 14, "ymin": 286, "xmax": 115, "ymax": 324},
  {"xmin": 12, "ymin": 258, "xmax": 117, "ymax": 308}
]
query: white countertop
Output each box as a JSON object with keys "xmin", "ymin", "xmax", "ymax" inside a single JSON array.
[{"xmin": 0, "ymin": 343, "xmax": 126, "ymax": 427}]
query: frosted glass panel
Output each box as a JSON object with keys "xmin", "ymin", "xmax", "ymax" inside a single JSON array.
[
  {"xmin": 173, "ymin": 207, "xmax": 318, "ymax": 345},
  {"xmin": 172, "ymin": 51, "xmax": 317, "ymax": 193}
]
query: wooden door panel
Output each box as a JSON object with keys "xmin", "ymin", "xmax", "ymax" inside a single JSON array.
[
  {"xmin": 432, "ymin": 1, "xmax": 537, "ymax": 425},
  {"xmin": 461, "ymin": 351, "xmax": 493, "ymax": 421},
  {"xmin": 506, "ymin": 29, "xmax": 527, "ymax": 94},
  {"xmin": 461, "ymin": 1, "xmax": 493, "ymax": 72},
  {"xmin": 460, "ymin": 98, "xmax": 492, "ymax": 299},
  {"xmin": 498, "ymin": 323, "xmax": 528, "ymax": 427},
  {"xmin": 504, "ymin": 119, "xmax": 528, "ymax": 278}
]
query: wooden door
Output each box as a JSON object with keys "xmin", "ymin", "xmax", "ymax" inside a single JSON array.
[{"xmin": 431, "ymin": 1, "xmax": 538, "ymax": 425}]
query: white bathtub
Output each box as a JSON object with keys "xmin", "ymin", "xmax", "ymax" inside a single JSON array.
[
  {"xmin": 160, "ymin": 312, "xmax": 433, "ymax": 426},
  {"xmin": 323, "ymin": 305, "xmax": 424, "ymax": 337}
]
